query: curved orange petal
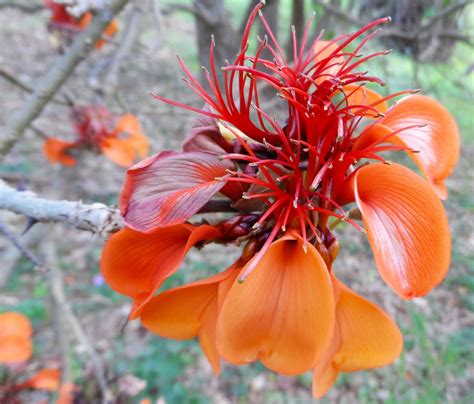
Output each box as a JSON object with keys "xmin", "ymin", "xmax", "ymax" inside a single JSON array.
[
  {"xmin": 115, "ymin": 114, "xmax": 149, "ymax": 159},
  {"xmin": 354, "ymin": 163, "xmax": 451, "ymax": 298},
  {"xmin": 216, "ymin": 233, "xmax": 335, "ymax": 375},
  {"xmin": 140, "ymin": 261, "xmax": 241, "ymax": 374},
  {"xmin": 333, "ymin": 279, "xmax": 402, "ymax": 371},
  {"xmin": 0, "ymin": 312, "xmax": 32, "ymax": 339},
  {"xmin": 43, "ymin": 138, "xmax": 77, "ymax": 166},
  {"xmin": 0, "ymin": 335, "xmax": 32, "ymax": 364},
  {"xmin": 312, "ymin": 277, "xmax": 402, "ymax": 398},
  {"xmin": 341, "ymin": 84, "xmax": 388, "ymax": 116},
  {"xmin": 100, "ymin": 224, "xmax": 221, "ymax": 318},
  {"xmin": 378, "ymin": 95, "xmax": 460, "ymax": 199},
  {"xmin": 21, "ymin": 368, "xmax": 61, "ymax": 391},
  {"xmin": 100, "ymin": 138, "xmax": 136, "ymax": 167},
  {"xmin": 314, "ymin": 41, "xmax": 344, "ymax": 85},
  {"xmin": 312, "ymin": 322, "xmax": 341, "ymax": 398}
]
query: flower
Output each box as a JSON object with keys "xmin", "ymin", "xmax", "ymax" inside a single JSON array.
[
  {"xmin": 0, "ymin": 312, "xmax": 33, "ymax": 364},
  {"xmin": 44, "ymin": 0, "xmax": 118, "ymax": 49},
  {"xmin": 0, "ymin": 312, "xmax": 68, "ymax": 401},
  {"xmin": 43, "ymin": 106, "xmax": 149, "ymax": 167},
  {"xmin": 100, "ymin": 3, "xmax": 459, "ymax": 397}
]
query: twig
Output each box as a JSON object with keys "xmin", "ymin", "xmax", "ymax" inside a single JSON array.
[
  {"xmin": 0, "ymin": 221, "xmax": 43, "ymax": 267},
  {"xmin": 43, "ymin": 233, "xmax": 112, "ymax": 403},
  {"xmin": 0, "ymin": 0, "xmax": 130, "ymax": 160},
  {"xmin": 43, "ymin": 239, "xmax": 74, "ymax": 387},
  {"xmin": 0, "ymin": 225, "xmax": 43, "ymax": 288},
  {"xmin": 0, "ymin": 180, "xmax": 123, "ymax": 235},
  {"xmin": 0, "ymin": 1, "xmax": 43, "ymax": 12},
  {"xmin": 103, "ymin": 4, "xmax": 143, "ymax": 94},
  {"xmin": 0, "ymin": 68, "xmax": 73, "ymax": 107}
]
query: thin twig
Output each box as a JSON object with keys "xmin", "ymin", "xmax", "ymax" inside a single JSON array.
[
  {"xmin": 43, "ymin": 239, "xmax": 74, "ymax": 387},
  {"xmin": 0, "ymin": 68, "xmax": 72, "ymax": 107},
  {"xmin": 43, "ymin": 232, "xmax": 112, "ymax": 403},
  {"xmin": 0, "ymin": 221, "xmax": 43, "ymax": 267},
  {"xmin": 103, "ymin": 4, "xmax": 143, "ymax": 94},
  {"xmin": 0, "ymin": 0, "xmax": 130, "ymax": 159}
]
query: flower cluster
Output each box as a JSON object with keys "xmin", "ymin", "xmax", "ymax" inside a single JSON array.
[
  {"xmin": 100, "ymin": 4, "xmax": 459, "ymax": 397},
  {"xmin": 43, "ymin": 105, "xmax": 149, "ymax": 167},
  {"xmin": 44, "ymin": 0, "xmax": 118, "ymax": 49}
]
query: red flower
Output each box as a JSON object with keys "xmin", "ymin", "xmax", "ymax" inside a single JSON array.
[
  {"xmin": 101, "ymin": 3, "xmax": 459, "ymax": 397},
  {"xmin": 43, "ymin": 106, "xmax": 149, "ymax": 167}
]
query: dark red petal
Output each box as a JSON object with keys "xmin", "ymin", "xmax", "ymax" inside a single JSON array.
[{"xmin": 120, "ymin": 151, "xmax": 228, "ymax": 232}]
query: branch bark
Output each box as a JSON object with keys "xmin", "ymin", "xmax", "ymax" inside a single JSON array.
[
  {"xmin": 0, "ymin": 180, "xmax": 123, "ymax": 235},
  {"xmin": 0, "ymin": 0, "xmax": 130, "ymax": 160}
]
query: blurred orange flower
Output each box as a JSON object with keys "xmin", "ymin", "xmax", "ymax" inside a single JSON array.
[
  {"xmin": 0, "ymin": 312, "xmax": 33, "ymax": 364},
  {"xmin": 44, "ymin": 0, "xmax": 118, "ymax": 49},
  {"xmin": 44, "ymin": 106, "xmax": 149, "ymax": 167}
]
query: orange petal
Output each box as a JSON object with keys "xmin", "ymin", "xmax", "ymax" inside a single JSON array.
[
  {"xmin": 21, "ymin": 368, "xmax": 61, "ymax": 391},
  {"xmin": 217, "ymin": 233, "xmax": 335, "ymax": 375},
  {"xmin": 0, "ymin": 312, "xmax": 32, "ymax": 339},
  {"xmin": 43, "ymin": 138, "xmax": 77, "ymax": 166},
  {"xmin": 312, "ymin": 322, "xmax": 341, "ymax": 398},
  {"xmin": 354, "ymin": 163, "xmax": 451, "ymax": 298},
  {"xmin": 341, "ymin": 84, "xmax": 388, "ymax": 116},
  {"xmin": 378, "ymin": 95, "xmax": 460, "ymax": 199},
  {"xmin": 332, "ymin": 278, "xmax": 402, "ymax": 372},
  {"xmin": 100, "ymin": 224, "xmax": 221, "ymax": 318},
  {"xmin": 100, "ymin": 138, "xmax": 136, "ymax": 167},
  {"xmin": 115, "ymin": 114, "xmax": 141, "ymax": 135},
  {"xmin": 314, "ymin": 41, "xmax": 344, "ymax": 85},
  {"xmin": 140, "ymin": 261, "xmax": 241, "ymax": 374},
  {"xmin": 115, "ymin": 114, "xmax": 149, "ymax": 159},
  {"xmin": 312, "ymin": 277, "xmax": 402, "ymax": 398},
  {"xmin": 198, "ymin": 299, "xmax": 220, "ymax": 374},
  {"xmin": 0, "ymin": 335, "xmax": 32, "ymax": 364}
]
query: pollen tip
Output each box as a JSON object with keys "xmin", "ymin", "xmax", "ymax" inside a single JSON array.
[
  {"xmin": 359, "ymin": 227, "xmax": 367, "ymax": 234},
  {"xmin": 385, "ymin": 16, "xmax": 392, "ymax": 23},
  {"xmin": 237, "ymin": 277, "xmax": 245, "ymax": 284},
  {"xmin": 412, "ymin": 88, "xmax": 422, "ymax": 94},
  {"xmin": 252, "ymin": 222, "xmax": 261, "ymax": 230},
  {"xmin": 281, "ymin": 225, "xmax": 286, "ymax": 231},
  {"xmin": 260, "ymin": 0, "xmax": 266, "ymax": 5},
  {"xmin": 302, "ymin": 243, "xmax": 308, "ymax": 253}
]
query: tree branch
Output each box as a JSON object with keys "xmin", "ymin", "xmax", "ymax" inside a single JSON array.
[
  {"xmin": 0, "ymin": 1, "xmax": 43, "ymax": 12},
  {"xmin": 0, "ymin": 180, "xmax": 123, "ymax": 235},
  {"xmin": 0, "ymin": 0, "xmax": 130, "ymax": 160},
  {"xmin": 0, "ymin": 68, "xmax": 73, "ymax": 107}
]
